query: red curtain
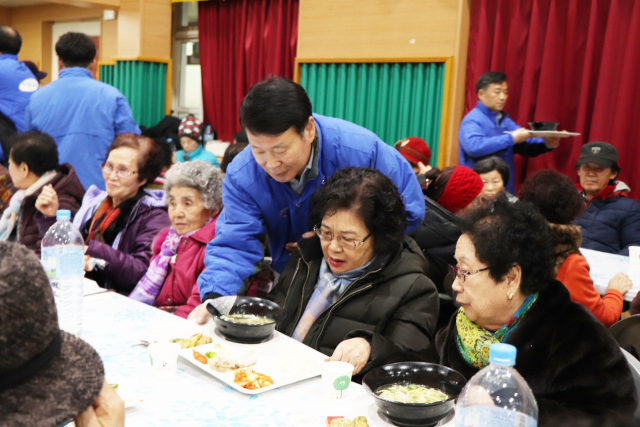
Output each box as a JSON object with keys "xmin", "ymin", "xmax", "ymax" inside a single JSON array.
[
  {"xmin": 198, "ymin": 0, "xmax": 299, "ymax": 142},
  {"xmin": 465, "ymin": 0, "xmax": 640, "ymax": 199}
]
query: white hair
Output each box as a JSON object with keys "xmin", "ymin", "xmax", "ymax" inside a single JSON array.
[{"xmin": 163, "ymin": 161, "xmax": 224, "ymax": 211}]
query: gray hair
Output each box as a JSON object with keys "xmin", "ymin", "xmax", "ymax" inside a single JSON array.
[{"xmin": 164, "ymin": 161, "xmax": 224, "ymax": 211}]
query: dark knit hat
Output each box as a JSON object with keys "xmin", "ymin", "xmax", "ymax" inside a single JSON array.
[
  {"xmin": 0, "ymin": 242, "xmax": 104, "ymax": 427},
  {"xmin": 396, "ymin": 137, "xmax": 432, "ymax": 165},
  {"xmin": 437, "ymin": 166, "xmax": 484, "ymax": 213},
  {"xmin": 178, "ymin": 115, "xmax": 202, "ymax": 143}
]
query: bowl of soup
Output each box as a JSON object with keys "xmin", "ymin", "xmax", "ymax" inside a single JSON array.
[
  {"xmin": 209, "ymin": 297, "xmax": 286, "ymax": 344},
  {"xmin": 362, "ymin": 362, "xmax": 466, "ymax": 427},
  {"xmin": 528, "ymin": 121, "xmax": 559, "ymax": 131}
]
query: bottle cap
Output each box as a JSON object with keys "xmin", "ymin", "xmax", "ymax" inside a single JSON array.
[
  {"xmin": 56, "ymin": 210, "xmax": 71, "ymax": 220},
  {"xmin": 489, "ymin": 343, "xmax": 517, "ymax": 366}
]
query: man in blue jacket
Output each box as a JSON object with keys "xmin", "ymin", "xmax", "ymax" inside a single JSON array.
[
  {"xmin": 25, "ymin": 32, "xmax": 140, "ymax": 190},
  {"xmin": 0, "ymin": 25, "xmax": 39, "ymax": 161},
  {"xmin": 190, "ymin": 77, "xmax": 425, "ymax": 312},
  {"xmin": 458, "ymin": 71, "xmax": 559, "ymax": 194}
]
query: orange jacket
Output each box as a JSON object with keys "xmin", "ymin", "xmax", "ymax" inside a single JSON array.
[{"xmin": 556, "ymin": 253, "xmax": 623, "ymax": 328}]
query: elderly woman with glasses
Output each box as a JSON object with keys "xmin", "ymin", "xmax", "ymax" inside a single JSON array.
[
  {"xmin": 263, "ymin": 167, "xmax": 438, "ymax": 378},
  {"xmin": 128, "ymin": 161, "xmax": 224, "ymax": 318},
  {"xmin": 436, "ymin": 194, "xmax": 636, "ymax": 422},
  {"xmin": 70, "ymin": 134, "xmax": 171, "ymax": 293}
]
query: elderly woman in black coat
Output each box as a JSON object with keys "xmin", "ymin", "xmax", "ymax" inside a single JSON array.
[
  {"xmin": 436, "ymin": 194, "xmax": 636, "ymax": 423},
  {"xmin": 269, "ymin": 167, "xmax": 439, "ymax": 379}
]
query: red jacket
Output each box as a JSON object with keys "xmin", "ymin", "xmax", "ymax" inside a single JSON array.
[
  {"xmin": 556, "ymin": 253, "xmax": 623, "ymax": 328},
  {"xmin": 153, "ymin": 216, "xmax": 218, "ymax": 318}
]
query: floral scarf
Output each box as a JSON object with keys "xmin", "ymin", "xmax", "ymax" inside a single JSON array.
[
  {"xmin": 456, "ymin": 292, "xmax": 538, "ymax": 369},
  {"xmin": 129, "ymin": 217, "xmax": 212, "ymax": 305}
]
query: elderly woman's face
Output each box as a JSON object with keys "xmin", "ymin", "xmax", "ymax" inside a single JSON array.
[
  {"xmin": 479, "ymin": 170, "xmax": 505, "ymax": 201},
  {"xmin": 180, "ymin": 136, "xmax": 199, "ymax": 154},
  {"xmin": 168, "ymin": 186, "xmax": 216, "ymax": 235},
  {"xmin": 452, "ymin": 234, "xmax": 519, "ymax": 330},
  {"xmin": 319, "ymin": 209, "xmax": 375, "ymax": 275},
  {"xmin": 103, "ymin": 147, "xmax": 145, "ymax": 206}
]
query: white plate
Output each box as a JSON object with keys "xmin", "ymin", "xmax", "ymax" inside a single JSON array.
[
  {"xmin": 528, "ymin": 130, "xmax": 580, "ymax": 137},
  {"xmin": 179, "ymin": 332, "xmax": 325, "ymax": 395}
]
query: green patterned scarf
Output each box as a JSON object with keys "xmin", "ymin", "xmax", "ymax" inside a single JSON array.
[{"xmin": 456, "ymin": 292, "xmax": 538, "ymax": 369}]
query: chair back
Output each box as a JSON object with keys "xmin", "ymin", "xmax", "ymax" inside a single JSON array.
[
  {"xmin": 611, "ymin": 314, "xmax": 640, "ymax": 353},
  {"xmin": 621, "ymin": 348, "xmax": 640, "ymax": 419}
]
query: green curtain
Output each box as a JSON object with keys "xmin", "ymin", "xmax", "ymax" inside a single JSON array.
[
  {"xmin": 300, "ymin": 62, "xmax": 445, "ymax": 165},
  {"xmin": 99, "ymin": 61, "xmax": 167, "ymax": 128}
]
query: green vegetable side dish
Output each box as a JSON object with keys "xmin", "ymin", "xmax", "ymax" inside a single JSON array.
[
  {"xmin": 375, "ymin": 384, "xmax": 448, "ymax": 404},
  {"xmin": 205, "ymin": 352, "xmax": 216, "ymax": 359},
  {"xmin": 110, "ymin": 383, "xmax": 119, "ymax": 390}
]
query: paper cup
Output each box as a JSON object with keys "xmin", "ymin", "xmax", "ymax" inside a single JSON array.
[
  {"xmin": 630, "ymin": 246, "xmax": 640, "ymax": 266},
  {"xmin": 321, "ymin": 361, "xmax": 354, "ymax": 400},
  {"xmin": 148, "ymin": 342, "xmax": 180, "ymax": 381}
]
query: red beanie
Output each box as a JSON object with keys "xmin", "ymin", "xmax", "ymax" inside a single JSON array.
[
  {"xmin": 437, "ymin": 166, "xmax": 484, "ymax": 213},
  {"xmin": 396, "ymin": 137, "xmax": 432, "ymax": 165}
]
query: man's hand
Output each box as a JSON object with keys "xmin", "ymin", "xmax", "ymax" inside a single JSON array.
[
  {"xmin": 35, "ymin": 184, "xmax": 59, "ymax": 218},
  {"xmin": 188, "ymin": 302, "xmax": 211, "ymax": 324},
  {"xmin": 543, "ymin": 136, "xmax": 561, "ymax": 149},
  {"xmin": 74, "ymin": 378, "xmax": 124, "ymax": 427},
  {"xmin": 324, "ymin": 338, "xmax": 371, "ymax": 375},
  {"xmin": 285, "ymin": 231, "xmax": 315, "ymax": 253},
  {"xmin": 507, "ymin": 128, "xmax": 531, "ymax": 144},
  {"xmin": 608, "ymin": 272, "xmax": 633, "ymax": 295}
]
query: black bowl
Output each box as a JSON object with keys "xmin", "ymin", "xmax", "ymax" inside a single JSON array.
[
  {"xmin": 209, "ymin": 297, "xmax": 286, "ymax": 344},
  {"xmin": 528, "ymin": 121, "xmax": 559, "ymax": 131},
  {"xmin": 362, "ymin": 362, "xmax": 467, "ymax": 427}
]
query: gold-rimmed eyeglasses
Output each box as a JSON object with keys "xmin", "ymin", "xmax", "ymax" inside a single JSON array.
[
  {"xmin": 101, "ymin": 163, "xmax": 138, "ymax": 179},
  {"xmin": 313, "ymin": 225, "xmax": 371, "ymax": 250}
]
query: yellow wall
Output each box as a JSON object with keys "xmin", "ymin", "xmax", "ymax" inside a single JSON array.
[
  {"xmin": 297, "ymin": 0, "xmax": 470, "ymax": 165},
  {"xmin": 0, "ymin": 7, "xmax": 10, "ymax": 25}
]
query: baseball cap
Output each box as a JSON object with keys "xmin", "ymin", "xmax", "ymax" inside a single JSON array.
[{"xmin": 576, "ymin": 142, "xmax": 618, "ymax": 168}]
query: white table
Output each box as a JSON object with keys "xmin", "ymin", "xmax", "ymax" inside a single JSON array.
[
  {"xmin": 82, "ymin": 292, "xmax": 454, "ymax": 427},
  {"xmin": 581, "ymin": 248, "xmax": 640, "ymax": 301}
]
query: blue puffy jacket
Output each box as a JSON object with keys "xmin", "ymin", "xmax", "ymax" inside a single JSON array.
[
  {"xmin": 574, "ymin": 183, "xmax": 640, "ymax": 256},
  {"xmin": 458, "ymin": 101, "xmax": 550, "ymax": 194},
  {"xmin": 197, "ymin": 113, "xmax": 425, "ymax": 298}
]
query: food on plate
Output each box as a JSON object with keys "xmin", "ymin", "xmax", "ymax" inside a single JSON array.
[
  {"xmin": 375, "ymin": 383, "xmax": 448, "ymax": 404},
  {"xmin": 326, "ymin": 416, "xmax": 368, "ymax": 427},
  {"xmin": 170, "ymin": 333, "xmax": 212, "ymax": 349},
  {"xmin": 208, "ymin": 348, "xmax": 257, "ymax": 373},
  {"xmin": 193, "ymin": 350, "xmax": 208, "ymax": 364},
  {"xmin": 220, "ymin": 313, "xmax": 275, "ymax": 325},
  {"xmin": 233, "ymin": 368, "xmax": 274, "ymax": 390}
]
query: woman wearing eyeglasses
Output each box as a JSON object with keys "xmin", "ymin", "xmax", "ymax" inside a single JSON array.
[
  {"xmin": 436, "ymin": 194, "xmax": 636, "ymax": 421},
  {"xmin": 268, "ymin": 167, "xmax": 439, "ymax": 379},
  {"xmin": 70, "ymin": 133, "xmax": 171, "ymax": 293}
]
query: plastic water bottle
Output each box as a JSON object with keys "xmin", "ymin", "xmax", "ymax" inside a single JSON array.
[
  {"xmin": 455, "ymin": 343, "xmax": 538, "ymax": 427},
  {"xmin": 41, "ymin": 210, "xmax": 85, "ymax": 337},
  {"xmin": 203, "ymin": 125, "xmax": 213, "ymax": 142}
]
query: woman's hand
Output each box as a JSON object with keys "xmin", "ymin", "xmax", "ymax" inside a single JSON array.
[
  {"xmin": 608, "ymin": 272, "xmax": 633, "ymax": 295},
  {"xmin": 74, "ymin": 378, "xmax": 124, "ymax": 427},
  {"xmin": 325, "ymin": 338, "xmax": 371, "ymax": 375},
  {"xmin": 188, "ymin": 302, "xmax": 211, "ymax": 324},
  {"xmin": 35, "ymin": 184, "xmax": 59, "ymax": 218}
]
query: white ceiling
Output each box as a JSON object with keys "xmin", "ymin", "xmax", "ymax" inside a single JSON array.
[{"xmin": 0, "ymin": 0, "xmax": 46, "ymax": 7}]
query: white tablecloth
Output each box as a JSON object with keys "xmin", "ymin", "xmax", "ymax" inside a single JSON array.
[
  {"xmin": 82, "ymin": 292, "xmax": 454, "ymax": 427},
  {"xmin": 581, "ymin": 248, "xmax": 640, "ymax": 302}
]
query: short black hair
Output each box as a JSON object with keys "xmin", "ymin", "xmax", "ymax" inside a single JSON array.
[
  {"xmin": 239, "ymin": 77, "xmax": 313, "ymax": 136},
  {"xmin": 0, "ymin": 25, "xmax": 21, "ymax": 55},
  {"xmin": 476, "ymin": 71, "xmax": 507, "ymax": 93},
  {"xmin": 221, "ymin": 142, "xmax": 248, "ymax": 173},
  {"xmin": 9, "ymin": 131, "xmax": 59, "ymax": 176},
  {"xmin": 519, "ymin": 170, "xmax": 584, "ymax": 225},
  {"xmin": 233, "ymin": 129, "xmax": 249, "ymax": 143},
  {"xmin": 55, "ymin": 32, "xmax": 96, "ymax": 68},
  {"xmin": 309, "ymin": 167, "xmax": 407, "ymax": 257},
  {"xmin": 461, "ymin": 193, "xmax": 553, "ymax": 295},
  {"xmin": 473, "ymin": 156, "xmax": 510, "ymax": 186}
]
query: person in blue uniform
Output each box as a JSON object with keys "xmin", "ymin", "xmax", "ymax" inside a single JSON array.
[{"xmin": 458, "ymin": 71, "xmax": 559, "ymax": 194}]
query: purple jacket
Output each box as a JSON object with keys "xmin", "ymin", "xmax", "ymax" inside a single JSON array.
[{"xmin": 74, "ymin": 186, "xmax": 171, "ymax": 294}]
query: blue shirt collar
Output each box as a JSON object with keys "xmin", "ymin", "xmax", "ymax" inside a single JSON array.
[
  {"xmin": 59, "ymin": 67, "xmax": 93, "ymax": 79},
  {"xmin": 0, "ymin": 54, "xmax": 18, "ymax": 61},
  {"xmin": 188, "ymin": 144, "xmax": 204, "ymax": 157},
  {"xmin": 476, "ymin": 100, "xmax": 496, "ymax": 118}
]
